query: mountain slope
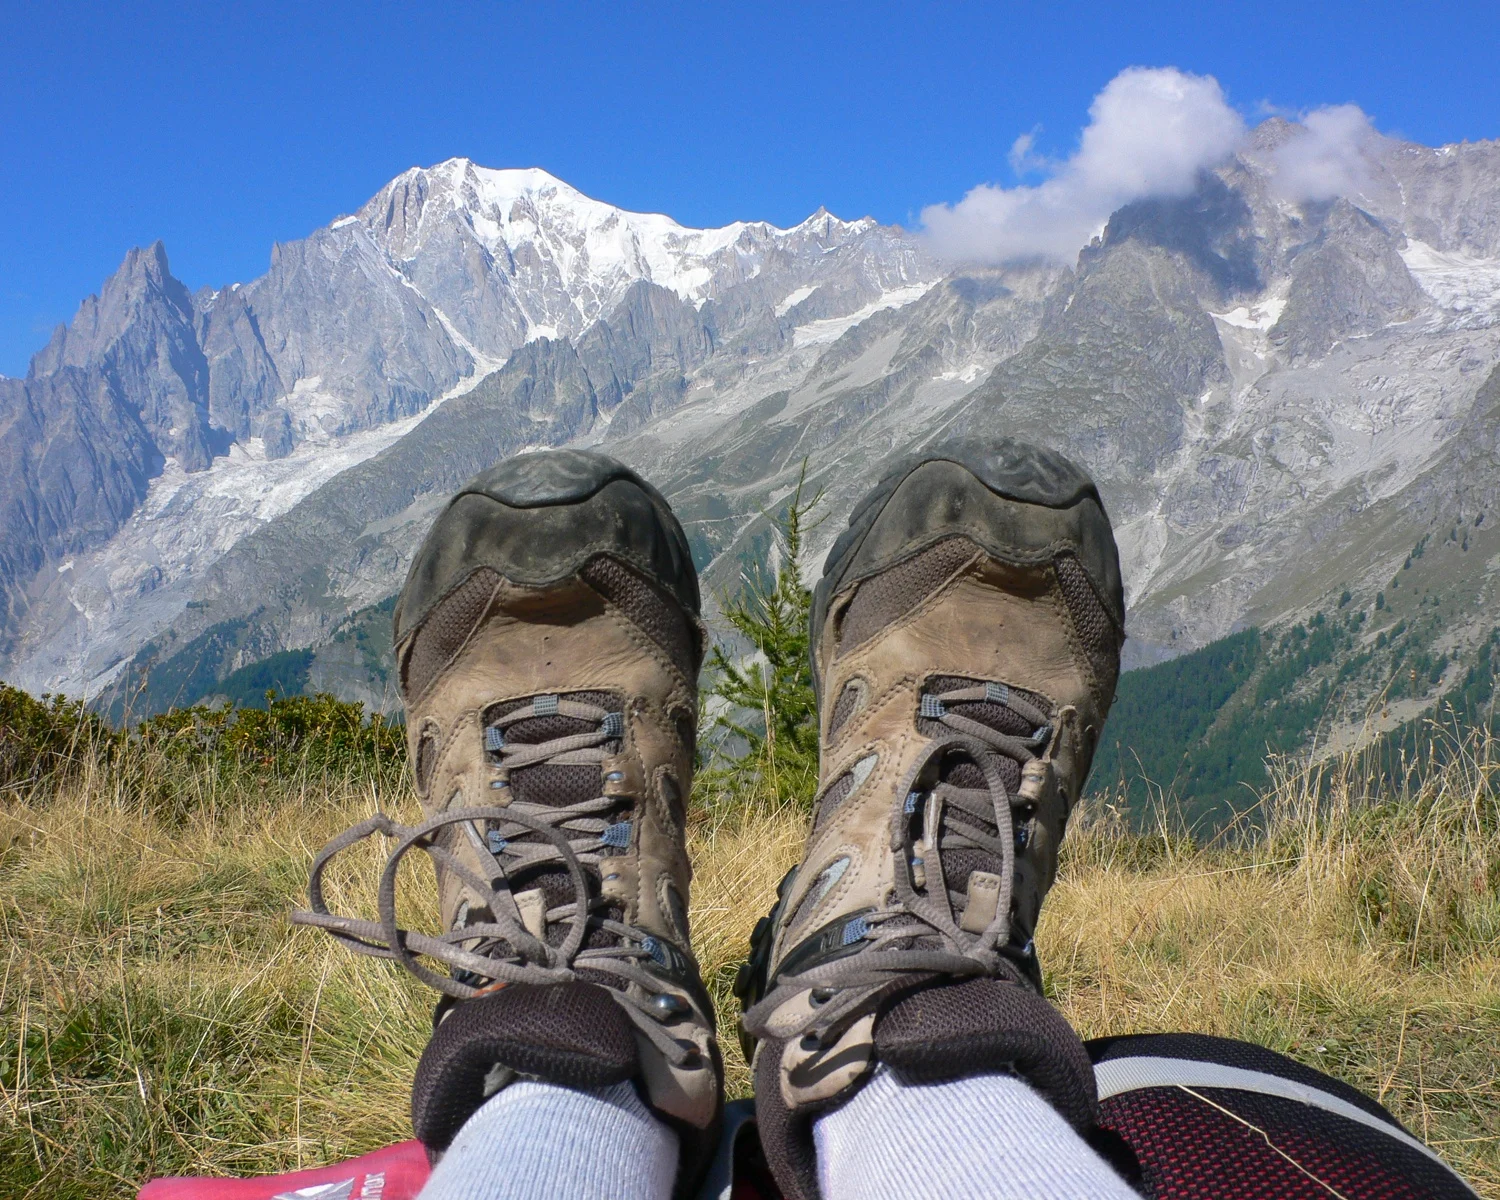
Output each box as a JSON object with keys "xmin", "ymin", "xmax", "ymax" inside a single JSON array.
[{"xmin": 5, "ymin": 134, "xmax": 1500, "ymax": 758}]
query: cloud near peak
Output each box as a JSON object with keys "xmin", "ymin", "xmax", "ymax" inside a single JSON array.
[
  {"xmin": 921, "ymin": 67, "xmax": 1385, "ymax": 266},
  {"xmin": 1270, "ymin": 104, "xmax": 1383, "ymax": 203}
]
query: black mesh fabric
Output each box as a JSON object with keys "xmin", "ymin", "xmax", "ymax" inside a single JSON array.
[
  {"xmin": 480, "ymin": 691, "xmax": 625, "ymax": 951},
  {"xmin": 836, "ymin": 537, "xmax": 976, "ymax": 652},
  {"xmin": 1054, "ymin": 551, "xmax": 1120, "ymax": 701},
  {"xmin": 581, "ymin": 555, "xmax": 701, "ymax": 676},
  {"xmin": 401, "ymin": 567, "xmax": 502, "ymax": 700},
  {"xmin": 411, "ymin": 981, "xmax": 639, "ymax": 1153},
  {"xmin": 1099, "ymin": 1085, "xmax": 1477, "ymax": 1198}
]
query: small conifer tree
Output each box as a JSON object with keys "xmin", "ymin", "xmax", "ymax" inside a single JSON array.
[{"xmin": 702, "ymin": 465, "xmax": 821, "ymax": 807}]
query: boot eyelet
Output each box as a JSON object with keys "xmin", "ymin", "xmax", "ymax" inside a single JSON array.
[
  {"xmin": 810, "ymin": 987, "xmax": 835, "ymax": 1006},
  {"xmin": 650, "ymin": 993, "xmax": 689, "ymax": 1019},
  {"xmin": 799, "ymin": 1034, "xmax": 822, "ymax": 1052}
]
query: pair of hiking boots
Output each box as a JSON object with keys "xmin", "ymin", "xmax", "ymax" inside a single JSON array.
[{"xmin": 295, "ymin": 437, "xmax": 1125, "ymax": 1200}]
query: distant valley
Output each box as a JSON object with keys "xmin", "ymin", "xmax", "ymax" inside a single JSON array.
[{"xmin": 6, "ymin": 129, "xmax": 1500, "ymax": 814}]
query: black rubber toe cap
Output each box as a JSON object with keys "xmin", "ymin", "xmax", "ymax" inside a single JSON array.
[
  {"xmin": 810, "ymin": 437, "xmax": 1122, "ymax": 693},
  {"xmin": 394, "ymin": 449, "xmax": 699, "ymax": 645}
]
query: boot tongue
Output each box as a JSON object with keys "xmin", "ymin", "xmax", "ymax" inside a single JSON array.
[
  {"xmin": 486, "ymin": 691, "xmax": 625, "ymax": 948},
  {"xmin": 918, "ymin": 676, "xmax": 1050, "ymax": 927}
]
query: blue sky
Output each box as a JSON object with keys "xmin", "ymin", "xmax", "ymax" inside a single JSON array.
[{"xmin": 4, "ymin": 0, "xmax": 1500, "ymax": 375}]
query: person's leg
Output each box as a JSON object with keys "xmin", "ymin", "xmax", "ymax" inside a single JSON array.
[
  {"xmin": 294, "ymin": 450, "xmax": 721, "ymax": 1198},
  {"xmin": 815, "ymin": 1067, "xmax": 1139, "ymax": 1200},
  {"xmin": 418, "ymin": 1081, "xmax": 678, "ymax": 1200},
  {"xmin": 738, "ymin": 437, "xmax": 1131, "ymax": 1198}
]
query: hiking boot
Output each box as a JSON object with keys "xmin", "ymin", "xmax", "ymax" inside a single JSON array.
[
  {"xmin": 737, "ymin": 437, "xmax": 1125, "ymax": 1199},
  {"xmin": 294, "ymin": 449, "xmax": 722, "ymax": 1193}
]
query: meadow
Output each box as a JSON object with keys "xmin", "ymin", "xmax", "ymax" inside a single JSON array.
[{"xmin": 1, "ymin": 690, "xmax": 1496, "ymax": 1198}]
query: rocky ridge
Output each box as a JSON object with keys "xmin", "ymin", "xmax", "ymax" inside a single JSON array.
[{"xmin": 5, "ymin": 131, "xmax": 1500, "ymax": 732}]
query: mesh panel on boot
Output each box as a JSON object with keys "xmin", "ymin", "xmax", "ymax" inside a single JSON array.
[
  {"xmin": 581, "ymin": 556, "xmax": 699, "ymax": 676},
  {"xmin": 919, "ymin": 674, "xmax": 1051, "ymax": 797},
  {"xmin": 912, "ymin": 676, "xmax": 1054, "ymax": 933},
  {"xmin": 828, "ymin": 681, "xmax": 862, "ymax": 736},
  {"xmin": 836, "ymin": 538, "xmax": 976, "ymax": 652},
  {"xmin": 813, "ymin": 771, "xmax": 857, "ymax": 829},
  {"xmin": 481, "ymin": 691, "xmax": 625, "ymax": 951},
  {"xmin": 1054, "ymin": 552, "xmax": 1120, "ymax": 700},
  {"xmin": 414, "ymin": 730, "xmax": 438, "ymax": 796},
  {"xmin": 402, "ymin": 568, "xmax": 502, "ymax": 700}
]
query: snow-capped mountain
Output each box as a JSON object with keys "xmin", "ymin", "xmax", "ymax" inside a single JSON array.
[
  {"xmin": 6, "ymin": 132, "xmax": 1500, "ymax": 733},
  {"xmin": 363, "ymin": 160, "xmax": 924, "ymax": 354},
  {"xmin": 0, "ymin": 160, "xmax": 943, "ymax": 699}
]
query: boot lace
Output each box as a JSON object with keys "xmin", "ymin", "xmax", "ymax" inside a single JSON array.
[
  {"xmin": 292, "ymin": 696, "xmax": 700, "ymax": 1068},
  {"xmin": 743, "ymin": 680, "xmax": 1050, "ymax": 1048}
]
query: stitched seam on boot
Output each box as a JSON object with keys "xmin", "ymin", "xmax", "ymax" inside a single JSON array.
[
  {"xmin": 833, "ymin": 547, "xmax": 982, "ymax": 660},
  {"xmin": 822, "ymin": 669, "xmax": 924, "ymax": 774},
  {"xmin": 427, "ymin": 710, "xmax": 484, "ymax": 811},
  {"xmin": 591, "ymin": 596, "xmax": 697, "ymax": 707},
  {"xmin": 585, "ymin": 581, "xmax": 698, "ymax": 703},
  {"xmin": 841, "ymin": 528, "xmax": 1084, "ymax": 596},
  {"xmin": 410, "ymin": 718, "xmax": 443, "ymax": 799},
  {"xmin": 817, "ymin": 738, "xmax": 891, "ymax": 805},
  {"xmin": 774, "ymin": 725, "xmax": 915, "ymax": 968},
  {"xmin": 785, "ymin": 844, "xmax": 864, "ymax": 937}
]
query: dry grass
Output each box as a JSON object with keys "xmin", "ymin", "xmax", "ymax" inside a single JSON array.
[{"xmin": 2, "ymin": 732, "xmax": 1497, "ymax": 1197}]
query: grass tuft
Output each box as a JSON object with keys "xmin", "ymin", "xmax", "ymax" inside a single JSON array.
[{"xmin": 1, "ymin": 718, "xmax": 1497, "ymax": 1196}]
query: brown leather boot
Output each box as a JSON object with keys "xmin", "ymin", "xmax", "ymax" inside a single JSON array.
[
  {"xmin": 737, "ymin": 437, "xmax": 1124, "ymax": 1199},
  {"xmin": 295, "ymin": 449, "xmax": 722, "ymax": 1195}
]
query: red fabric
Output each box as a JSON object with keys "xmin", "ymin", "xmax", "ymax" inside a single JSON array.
[
  {"xmin": 1100, "ymin": 1087, "xmax": 1474, "ymax": 1199},
  {"xmin": 137, "ymin": 1139, "xmax": 430, "ymax": 1200}
]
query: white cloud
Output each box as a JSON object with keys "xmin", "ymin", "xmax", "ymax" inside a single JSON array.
[
  {"xmin": 1007, "ymin": 130, "xmax": 1048, "ymax": 175},
  {"xmin": 921, "ymin": 67, "xmax": 1247, "ymax": 265},
  {"xmin": 1270, "ymin": 104, "xmax": 1383, "ymax": 202}
]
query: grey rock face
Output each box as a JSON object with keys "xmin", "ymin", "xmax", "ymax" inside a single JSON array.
[
  {"xmin": 205, "ymin": 222, "xmax": 474, "ymax": 440},
  {"xmin": 30, "ymin": 242, "xmax": 218, "ymax": 470},
  {"xmin": 11, "ymin": 132, "xmax": 1500, "ymax": 719},
  {"xmin": 0, "ymin": 368, "xmax": 158, "ymax": 638},
  {"xmin": 196, "ymin": 281, "xmax": 283, "ymax": 442},
  {"xmin": 1270, "ymin": 202, "xmax": 1425, "ymax": 359}
]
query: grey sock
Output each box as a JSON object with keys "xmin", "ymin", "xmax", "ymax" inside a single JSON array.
[
  {"xmin": 814, "ymin": 1066, "xmax": 1139, "ymax": 1200},
  {"xmin": 417, "ymin": 1079, "xmax": 679, "ymax": 1200}
]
